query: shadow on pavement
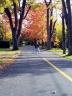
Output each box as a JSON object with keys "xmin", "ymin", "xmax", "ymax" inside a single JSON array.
[
  {"xmin": 0, "ymin": 45, "xmax": 72, "ymax": 79},
  {"xmin": 0, "ymin": 58, "xmax": 56, "ymax": 78}
]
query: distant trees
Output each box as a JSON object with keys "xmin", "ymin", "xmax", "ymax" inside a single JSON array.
[{"xmin": 0, "ymin": 0, "xmax": 72, "ymax": 56}]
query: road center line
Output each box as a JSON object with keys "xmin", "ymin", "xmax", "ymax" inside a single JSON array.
[{"xmin": 43, "ymin": 58, "xmax": 72, "ymax": 83}]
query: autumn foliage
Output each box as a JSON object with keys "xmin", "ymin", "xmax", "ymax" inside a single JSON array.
[
  {"xmin": 20, "ymin": 4, "xmax": 47, "ymax": 42},
  {"xmin": 0, "ymin": 15, "xmax": 12, "ymax": 41},
  {"xmin": 0, "ymin": 3, "xmax": 62, "ymax": 48}
]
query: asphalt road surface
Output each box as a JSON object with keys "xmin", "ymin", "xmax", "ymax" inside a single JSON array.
[{"xmin": 0, "ymin": 46, "xmax": 72, "ymax": 96}]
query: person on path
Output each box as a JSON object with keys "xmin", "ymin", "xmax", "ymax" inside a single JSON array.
[{"xmin": 34, "ymin": 40, "xmax": 40, "ymax": 53}]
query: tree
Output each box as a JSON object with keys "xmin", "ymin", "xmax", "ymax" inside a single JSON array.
[
  {"xmin": 62, "ymin": 0, "xmax": 72, "ymax": 55},
  {"xmin": 21, "ymin": 4, "xmax": 47, "ymax": 42},
  {"xmin": 62, "ymin": 8, "xmax": 66, "ymax": 54},
  {"xmin": 0, "ymin": 0, "xmax": 31, "ymax": 50},
  {"xmin": 44, "ymin": 0, "xmax": 52, "ymax": 49}
]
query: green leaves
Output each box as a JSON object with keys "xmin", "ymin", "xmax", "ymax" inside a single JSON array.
[
  {"xmin": 0, "ymin": 0, "xmax": 19, "ymax": 13},
  {"xmin": 27, "ymin": 0, "xmax": 39, "ymax": 8}
]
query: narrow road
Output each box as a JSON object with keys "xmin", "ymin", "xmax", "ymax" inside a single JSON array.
[{"xmin": 0, "ymin": 46, "xmax": 72, "ymax": 96}]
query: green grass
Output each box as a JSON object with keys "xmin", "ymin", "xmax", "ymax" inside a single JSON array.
[
  {"xmin": 0, "ymin": 60, "xmax": 4, "ymax": 65},
  {"xmin": 0, "ymin": 48, "xmax": 21, "ymax": 56},
  {"xmin": 0, "ymin": 48, "xmax": 21, "ymax": 67},
  {"xmin": 0, "ymin": 48, "xmax": 5, "ymax": 51},
  {"xmin": 49, "ymin": 48, "xmax": 63, "ymax": 52},
  {"xmin": 49, "ymin": 48, "xmax": 72, "ymax": 60},
  {"xmin": 62, "ymin": 55, "xmax": 72, "ymax": 60}
]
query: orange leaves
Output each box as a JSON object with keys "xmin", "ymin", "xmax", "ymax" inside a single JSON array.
[{"xmin": 21, "ymin": 4, "xmax": 47, "ymax": 41}]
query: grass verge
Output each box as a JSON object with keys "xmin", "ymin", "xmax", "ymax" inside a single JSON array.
[
  {"xmin": 0, "ymin": 48, "xmax": 21, "ymax": 69},
  {"xmin": 0, "ymin": 60, "xmax": 3, "ymax": 65},
  {"xmin": 49, "ymin": 48, "xmax": 72, "ymax": 60}
]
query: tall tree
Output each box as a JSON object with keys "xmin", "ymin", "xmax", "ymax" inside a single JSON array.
[
  {"xmin": 44, "ymin": 0, "xmax": 52, "ymax": 50},
  {"xmin": 62, "ymin": 8, "xmax": 66, "ymax": 54},
  {"xmin": 62, "ymin": 0, "xmax": 72, "ymax": 55},
  {"xmin": 66, "ymin": 0, "xmax": 72, "ymax": 55},
  {"xmin": 0, "ymin": 0, "xmax": 31, "ymax": 50}
]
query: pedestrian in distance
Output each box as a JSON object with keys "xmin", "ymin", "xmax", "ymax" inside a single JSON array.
[{"xmin": 34, "ymin": 40, "xmax": 40, "ymax": 54}]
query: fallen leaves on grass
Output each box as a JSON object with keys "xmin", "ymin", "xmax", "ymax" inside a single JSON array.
[{"xmin": 0, "ymin": 50, "xmax": 21, "ymax": 70}]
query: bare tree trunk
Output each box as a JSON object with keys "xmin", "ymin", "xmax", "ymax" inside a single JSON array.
[
  {"xmin": 44, "ymin": 0, "xmax": 52, "ymax": 50},
  {"xmin": 62, "ymin": 0, "xmax": 72, "ymax": 55},
  {"xmin": 12, "ymin": 28, "xmax": 18, "ymax": 50},
  {"xmin": 66, "ymin": 0, "xmax": 72, "ymax": 55},
  {"xmin": 47, "ymin": 8, "xmax": 51, "ymax": 49},
  {"xmin": 4, "ymin": 0, "xmax": 31, "ymax": 50},
  {"xmin": 62, "ymin": 9, "xmax": 66, "ymax": 54},
  {"xmin": 49, "ymin": 8, "xmax": 53, "ymax": 48}
]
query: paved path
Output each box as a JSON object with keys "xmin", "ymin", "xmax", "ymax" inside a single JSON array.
[{"xmin": 0, "ymin": 46, "xmax": 72, "ymax": 96}]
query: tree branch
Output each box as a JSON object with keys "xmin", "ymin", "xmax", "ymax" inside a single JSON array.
[
  {"xmin": 23, "ymin": 6, "xmax": 31, "ymax": 19},
  {"xmin": 53, "ymin": 20, "xmax": 57, "ymax": 31},
  {"xmin": 44, "ymin": 0, "xmax": 48, "ymax": 7},
  {"xmin": 62, "ymin": 0, "xmax": 68, "ymax": 26},
  {"xmin": 4, "ymin": 8, "xmax": 13, "ymax": 30},
  {"xmin": 44, "ymin": 0, "xmax": 52, "ymax": 7},
  {"xmin": 12, "ymin": 0, "xmax": 18, "ymax": 30},
  {"xmin": 18, "ymin": 0, "xmax": 20, "ymax": 7},
  {"xmin": 17, "ymin": 0, "xmax": 26, "ymax": 38}
]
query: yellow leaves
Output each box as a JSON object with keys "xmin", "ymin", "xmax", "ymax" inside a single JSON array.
[
  {"xmin": 0, "ymin": 0, "xmax": 18, "ymax": 13},
  {"xmin": 50, "ymin": 16, "xmax": 54, "ymax": 20},
  {"xmin": 52, "ymin": 33, "xmax": 60, "ymax": 47},
  {"xmin": 46, "ymin": 0, "xmax": 62, "ymax": 11},
  {"xmin": 27, "ymin": 0, "xmax": 36, "ymax": 7},
  {"xmin": 0, "ymin": 0, "xmax": 11, "ymax": 8},
  {"xmin": 13, "ymin": 0, "xmax": 18, "ymax": 4},
  {"xmin": 6, "ymin": 31, "xmax": 12, "ymax": 40},
  {"xmin": 0, "ymin": 0, "xmax": 5, "ymax": 4},
  {"xmin": 5, "ymin": 0, "xmax": 18, "ymax": 7},
  {"xmin": 0, "ymin": 4, "xmax": 4, "ymax": 12}
]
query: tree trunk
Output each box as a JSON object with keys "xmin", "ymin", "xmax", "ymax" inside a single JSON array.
[
  {"xmin": 4, "ymin": 0, "xmax": 31, "ymax": 51},
  {"xmin": 62, "ymin": 10, "xmax": 66, "ymax": 54},
  {"xmin": 45, "ymin": 0, "xmax": 52, "ymax": 50},
  {"xmin": 49, "ymin": 8, "xmax": 53, "ymax": 48},
  {"xmin": 66, "ymin": 0, "xmax": 72, "ymax": 55},
  {"xmin": 47, "ymin": 8, "xmax": 51, "ymax": 50},
  {"xmin": 62, "ymin": 0, "xmax": 72, "ymax": 55},
  {"xmin": 12, "ymin": 28, "xmax": 18, "ymax": 50}
]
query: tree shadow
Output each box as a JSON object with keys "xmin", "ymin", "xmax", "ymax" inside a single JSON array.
[
  {"xmin": 0, "ymin": 56, "xmax": 72, "ymax": 79},
  {"xmin": 0, "ymin": 58, "xmax": 56, "ymax": 78},
  {"xmin": 49, "ymin": 59, "xmax": 72, "ymax": 68}
]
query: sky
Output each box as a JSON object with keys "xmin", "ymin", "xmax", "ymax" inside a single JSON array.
[{"xmin": 36, "ymin": 0, "xmax": 43, "ymax": 3}]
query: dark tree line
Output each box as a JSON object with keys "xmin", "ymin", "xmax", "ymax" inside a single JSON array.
[{"xmin": 44, "ymin": 0, "xmax": 52, "ymax": 50}]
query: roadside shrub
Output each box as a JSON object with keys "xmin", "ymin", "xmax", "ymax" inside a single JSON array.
[{"xmin": 0, "ymin": 40, "xmax": 10, "ymax": 48}]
